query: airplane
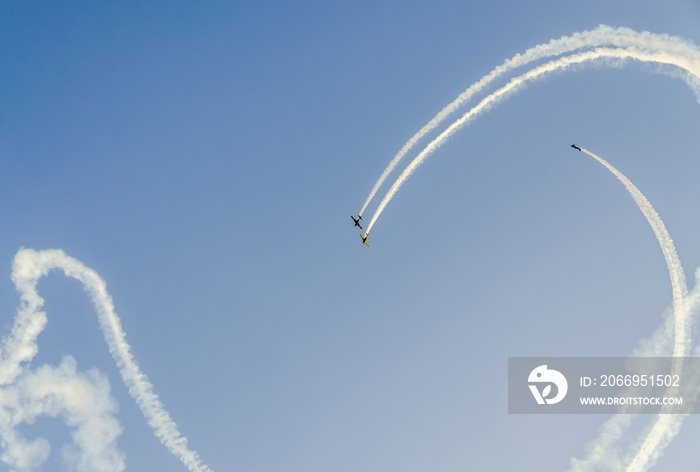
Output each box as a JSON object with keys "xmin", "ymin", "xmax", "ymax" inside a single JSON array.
[
  {"xmin": 351, "ymin": 215, "xmax": 363, "ymax": 229},
  {"xmin": 359, "ymin": 232, "xmax": 370, "ymax": 247},
  {"xmin": 571, "ymin": 144, "xmax": 582, "ymax": 151}
]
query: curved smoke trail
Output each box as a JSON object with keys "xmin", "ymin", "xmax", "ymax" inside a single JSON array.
[
  {"xmin": 580, "ymin": 148, "xmax": 688, "ymax": 355},
  {"xmin": 359, "ymin": 27, "xmax": 700, "ymax": 472},
  {"xmin": 364, "ymin": 45, "xmax": 700, "ymax": 235},
  {"xmin": 3, "ymin": 248, "xmax": 212, "ymax": 472},
  {"xmin": 358, "ymin": 25, "xmax": 700, "ymax": 218},
  {"xmin": 574, "ymin": 148, "xmax": 688, "ymax": 472}
]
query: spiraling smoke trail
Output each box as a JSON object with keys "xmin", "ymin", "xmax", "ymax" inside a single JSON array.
[
  {"xmin": 573, "ymin": 148, "xmax": 688, "ymax": 472},
  {"xmin": 357, "ymin": 25, "xmax": 700, "ymax": 218},
  {"xmin": 3, "ymin": 248, "xmax": 212, "ymax": 472},
  {"xmin": 363, "ymin": 46, "xmax": 700, "ymax": 235}
]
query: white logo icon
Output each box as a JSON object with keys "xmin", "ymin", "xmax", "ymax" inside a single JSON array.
[{"xmin": 528, "ymin": 365, "xmax": 568, "ymax": 405}]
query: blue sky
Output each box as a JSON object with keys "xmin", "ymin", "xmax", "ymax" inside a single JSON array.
[{"xmin": 1, "ymin": 1, "xmax": 700, "ymax": 471}]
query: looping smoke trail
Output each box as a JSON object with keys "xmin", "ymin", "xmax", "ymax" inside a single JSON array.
[
  {"xmin": 3, "ymin": 248, "xmax": 212, "ymax": 472},
  {"xmin": 357, "ymin": 25, "xmax": 700, "ymax": 218},
  {"xmin": 364, "ymin": 45, "xmax": 700, "ymax": 235},
  {"xmin": 575, "ymin": 148, "xmax": 688, "ymax": 472},
  {"xmin": 358, "ymin": 26, "xmax": 700, "ymax": 472},
  {"xmin": 0, "ymin": 355, "xmax": 125, "ymax": 471}
]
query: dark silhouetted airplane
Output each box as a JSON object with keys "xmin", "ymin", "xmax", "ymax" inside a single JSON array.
[{"xmin": 351, "ymin": 215, "xmax": 363, "ymax": 229}]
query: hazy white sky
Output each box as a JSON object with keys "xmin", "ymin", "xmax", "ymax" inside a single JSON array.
[{"xmin": 1, "ymin": 1, "xmax": 700, "ymax": 471}]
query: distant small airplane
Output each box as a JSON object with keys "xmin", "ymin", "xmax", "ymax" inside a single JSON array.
[
  {"xmin": 571, "ymin": 144, "xmax": 582, "ymax": 151},
  {"xmin": 359, "ymin": 232, "xmax": 370, "ymax": 247},
  {"xmin": 351, "ymin": 215, "xmax": 363, "ymax": 229}
]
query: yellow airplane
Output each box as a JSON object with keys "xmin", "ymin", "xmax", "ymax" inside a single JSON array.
[{"xmin": 359, "ymin": 232, "xmax": 370, "ymax": 247}]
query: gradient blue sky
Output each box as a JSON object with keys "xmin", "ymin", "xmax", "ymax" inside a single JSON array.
[{"xmin": 2, "ymin": 1, "xmax": 700, "ymax": 471}]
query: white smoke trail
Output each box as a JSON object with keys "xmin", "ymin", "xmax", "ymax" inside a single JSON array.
[
  {"xmin": 364, "ymin": 46, "xmax": 700, "ymax": 235},
  {"xmin": 580, "ymin": 148, "xmax": 688, "ymax": 355},
  {"xmin": 357, "ymin": 25, "xmax": 700, "ymax": 218},
  {"xmin": 360, "ymin": 26, "xmax": 700, "ymax": 470},
  {"xmin": 1, "ymin": 248, "xmax": 212, "ymax": 472},
  {"xmin": 570, "ymin": 265, "xmax": 700, "ymax": 472},
  {"xmin": 0, "ymin": 356, "xmax": 125, "ymax": 472},
  {"xmin": 569, "ymin": 148, "xmax": 688, "ymax": 472}
]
